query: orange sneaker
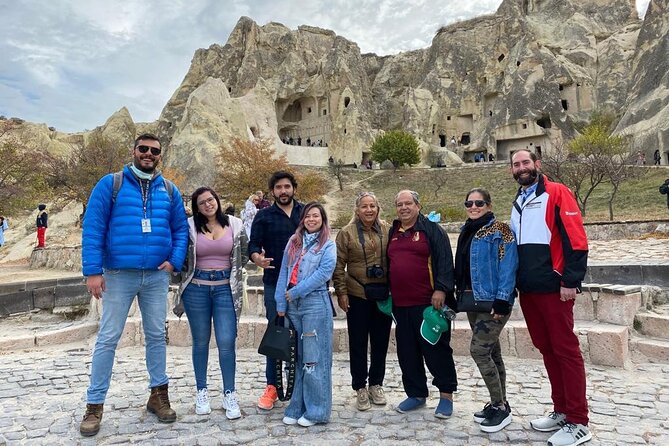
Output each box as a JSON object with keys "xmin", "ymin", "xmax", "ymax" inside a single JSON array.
[{"xmin": 257, "ymin": 384, "xmax": 278, "ymax": 410}]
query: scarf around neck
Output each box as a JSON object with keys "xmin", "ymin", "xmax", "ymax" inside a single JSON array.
[{"xmin": 130, "ymin": 164, "xmax": 154, "ymax": 181}]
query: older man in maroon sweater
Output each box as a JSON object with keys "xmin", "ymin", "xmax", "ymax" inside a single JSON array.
[{"xmin": 387, "ymin": 190, "xmax": 457, "ymax": 418}]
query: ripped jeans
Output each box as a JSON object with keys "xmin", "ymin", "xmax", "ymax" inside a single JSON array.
[{"xmin": 284, "ymin": 289, "xmax": 333, "ymax": 423}]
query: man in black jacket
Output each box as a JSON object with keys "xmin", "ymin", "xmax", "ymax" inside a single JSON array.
[
  {"xmin": 660, "ymin": 179, "xmax": 669, "ymax": 209},
  {"xmin": 387, "ymin": 190, "xmax": 457, "ymax": 419}
]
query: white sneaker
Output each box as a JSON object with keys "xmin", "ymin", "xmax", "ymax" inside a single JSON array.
[
  {"xmin": 195, "ymin": 388, "xmax": 211, "ymax": 415},
  {"xmin": 547, "ymin": 423, "xmax": 592, "ymax": 446},
  {"xmin": 222, "ymin": 390, "xmax": 242, "ymax": 419},
  {"xmin": 297, "ymin": 416, "xmax": 316, "ymax": 427},
  {"xmin": 282, "ymin": 416, "xmax": 298, "ymax": 425},
  {"xmin": 530, "ymin": 411, "xmax": 566, "ymax": 432}
]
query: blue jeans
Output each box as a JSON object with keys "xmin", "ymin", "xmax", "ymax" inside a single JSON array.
[
  {"xmin": 182, "ymin": 269, "xmax": 236, "ymax": 392},
  {"xmin": 87, "ymin": 269, "xmax": 169, "ymax": 403},
  {"xmin": 264, "ymin": 283, "xmax": 277, "ymax": 386},
  {"xmin": 284, "ymin": 290, "xmax": 333, "ymax": 423}
]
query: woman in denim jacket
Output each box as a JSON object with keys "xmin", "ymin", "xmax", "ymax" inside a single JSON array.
[
  {"xmin": 454, "ymin": 188, "xmax": 518, "ymax": 434},
  {"xmin": 275, "ymin": 202, "xmax": 336, "ymax": 427}
]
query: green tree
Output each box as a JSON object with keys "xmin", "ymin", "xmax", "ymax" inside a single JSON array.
[
  {"xmin": 0, "ymin": 121, "xmax": 52, "ymax": 215},
  {"xmin": 370, "ymin": 130, "xmax": 420, "ymax": 171},
  {"xmin": 541, "ymin": 112, "xmax": 632, "ymax": 218},
  {"xmin": 45, "ymin": 131, "xmax": 129, "ymax": 224}
]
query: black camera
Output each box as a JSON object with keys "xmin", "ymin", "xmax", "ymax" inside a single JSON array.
[{"xmin": 366, "ymin": 265, "xmax": 385, "ymax": 279}]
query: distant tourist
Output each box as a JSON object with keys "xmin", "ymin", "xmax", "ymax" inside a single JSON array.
[
  {"xmin": 35, "ymin": 204, "xmax": 48, "ymax": 249},
  {"xmin": 660, "ymin": 178, "xmax": 669, "ymax": 209},
  {"xmin": 242, "ymin": 193, "xmax": 259, "ymax": 239},
  {"xmin": 306, "ymin": 137, "xmax": 311, "ymax": 146},
  {"xmin": 297, "ymin": 136, "xmax": 302, "ymax": 146},
  {"xmin": 256, "ymin": 190, "xmax": 271, "ymax": 209},
  {"xmin": 223, "ymin": 202, "xmax": 236, "ymax": 216},
  {"xmin": 0, "ymin": 216, "xmax": 8, "ymax": 247},
  {"xmin": 79, "ymin": 133, "xmax": 189, "ymax": 437},
  {"xmin": 509, "ymin": 149, "xmax": 591, "ymax": 446},
  {"xmin": 654, "ymin": 149, "xmax": 661, "ymax": 166},
  {"xmin": 177, "ymin": 186, "xmax": 248, "ymax": 420},
  {"xmin": 328, "ymin": 155, "xmax": 334, "ymax": 164},
  {"xmin": 489, "ymin": 153, "xmax": 495, "ymax": 162}
]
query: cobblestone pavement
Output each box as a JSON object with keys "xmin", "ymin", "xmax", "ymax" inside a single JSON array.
[{"xmin": 1, "ymin": 343, "xmax": 668, "ymax": 445}]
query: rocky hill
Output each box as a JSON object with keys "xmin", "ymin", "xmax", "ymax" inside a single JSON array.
[{"xmin": 6, "ymin": 0, "xmax": 668, "ymax": 191}]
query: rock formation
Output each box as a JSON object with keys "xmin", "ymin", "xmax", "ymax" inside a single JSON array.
[
  {"xmin": 151, "ymin": 0, "xmax": 653, "ymax": 189},
  {"xmin": 10, "ymin": 0, "xmax": 669, "ymax": 192},
  {"xmin": 615, "ymin": 0, "xmax": 669, "ymax": 164}
]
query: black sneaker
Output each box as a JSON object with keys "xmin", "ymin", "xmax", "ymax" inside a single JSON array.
[
  {"xmin": 480, "ymin": 406, "xmax": 512, "ymax": 433},
  {"xmin": 473, "ymin": 403, "xmax": 494, "ymax": 423}
]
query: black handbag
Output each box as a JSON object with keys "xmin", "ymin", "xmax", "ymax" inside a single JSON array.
[
  {"xmin": 258, "ymin": 316, "xmax": 296, "ymax": 362},
  {"xmin": 363, "ymin": 282, "xmax": 390, "ymax": 302},
  {"xmin": 456, "ymin": 290, "xmax": 493, "ymax": 313},
  {"xmin": 258, "ymin": 316, "xmax": 296, "ymax": 401}
]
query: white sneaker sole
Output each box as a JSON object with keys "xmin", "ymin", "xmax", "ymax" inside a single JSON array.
[
  {"xmin": 283, "ymin": 416, "xmax": 298, "ymax": 425},
  {"xmin": 195, "ymin": 406, "xmax": 211, "ymax": 415},
  {"xmin": 480, "ymin": 414, "xmax": 512, "ymax": 433},
  {"xmin": 547, "ymin": 430, "xmax": 592, "ymax": 446},
  {"xmin": 297, "ymin": 416, "xmax": 316, "ymax": 427},
  {"xmin": 224, "ymin": 409, "xmax": 241, "ymax": 420},
  {"xmin": 530, "ymin": 421, "xmax": 564, "ymax": 432}
]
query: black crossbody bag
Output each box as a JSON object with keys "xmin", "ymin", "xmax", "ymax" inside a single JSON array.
[{"xmin": 350, "ymin": 223, "xmax": 389, "ymax": 302}]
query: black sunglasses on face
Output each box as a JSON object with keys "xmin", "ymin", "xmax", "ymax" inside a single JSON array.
[
  {"xmin": 136, "ymin": 145, "xmax": 162, "ymax": 156},
  {"xmin": 464, "ymin": 200, "xmax": 488, "ymax": 208}
]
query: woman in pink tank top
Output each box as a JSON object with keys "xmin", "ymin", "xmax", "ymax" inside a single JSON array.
[{"xmin": 177, "ymin": 187, "xmax": 249, "ymax": 420}]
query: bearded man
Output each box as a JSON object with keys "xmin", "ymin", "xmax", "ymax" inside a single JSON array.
[{"xmin": 510, "ymin": 149, "xmax": 591, "ymax": 446}]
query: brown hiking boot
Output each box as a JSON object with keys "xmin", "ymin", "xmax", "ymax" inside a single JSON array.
[
  {"xmin": 147, "ymin": 383, "xmax": 177, "ymax": 423},
  {"xmin": 80, "ymin": 403, "xmax": 103, "ymax": 437}
]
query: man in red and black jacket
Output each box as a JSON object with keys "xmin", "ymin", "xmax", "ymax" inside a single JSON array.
[{"xmin": 510, "ymin": 149, "xmax": 592, "ymax": 446}]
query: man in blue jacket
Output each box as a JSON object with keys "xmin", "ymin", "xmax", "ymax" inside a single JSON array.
[{"xmin": 79, "ymin": 133, "xmax": 188, "ymax": 437}]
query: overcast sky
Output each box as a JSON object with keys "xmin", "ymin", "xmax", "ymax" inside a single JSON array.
[{"xmin": 0, "ymin": 0, "xmax": 651, "ymax": 133}]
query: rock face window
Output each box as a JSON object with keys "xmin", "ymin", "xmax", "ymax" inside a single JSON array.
[
  {"xmin": 522, "ymin": 123, "xmax": 527, "ymax": 129},
  {"xmin": 439, "ymin": 135, "xmax": 446, "ymax": 147},
  {"xmin": 323, "ymin": 109, "xmax": 327, "ymax": 116},
  {"xmin": 308, "ymin": 107, "xmax": 312, "ymax": 113},
  {"xmin": 447, "ymin": 116, "xmax": 451, "ymax": 121},
  {"xmin": 561, "ymin": 99, "xmax": 568, "ymax": 111},
  {"xmin": 344, "ymin": 97, "xmax": 350, "ymax": 108},
  {"xmin": 536, "ymin": 115, "xmax": 552, "ymax": 129},
  {"xmin": 489, "ymin": 110, "xmax": 493, "ymax": 117},
  {"xmin": 282, "ymin": 101, "xmax": 303, "ymax": 122},
  {"xmin": 228, "ymin": 87, "xmax": 232, "ymax": 93},
  {"xmin": 498, "ymin": 54, "xmax": 505, "ymax": 62},
  {"xmin": 461, "ymin": 133, "xmax": 470, "ymax": 145}
]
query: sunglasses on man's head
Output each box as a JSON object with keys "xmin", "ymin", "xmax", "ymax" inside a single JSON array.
[
  {"xmin": 464, "ymin": 200, "xmax": 488, "ymax": 208},
  {"xmin": 136, "ymin": 145, "xmax": 162, "ymax": 156}
]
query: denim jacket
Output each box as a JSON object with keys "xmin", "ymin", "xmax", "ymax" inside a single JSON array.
[
  {"xmin": 468, "ymin": 219, "xmax": 518, "ymax": 304},
  {"xmin": 274, "ymin": 238, "xmax": 336, "ymax": 313}
]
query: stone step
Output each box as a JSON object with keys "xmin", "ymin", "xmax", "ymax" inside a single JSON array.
[
  {"xmin": 630, "ymin": 335, "xmax": 669, "ymax": 363},
  {"xmin": 635, "ymin": 312, "xmax": 669, "ymax": 341},
  {"xmin": 163, "ymin": 315, "xmax": 632, "ymax": 368}
]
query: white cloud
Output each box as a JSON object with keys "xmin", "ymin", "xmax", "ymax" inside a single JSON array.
[{"xmin": 0, "ymin": 0, "xmax": 651, "ymax": 132}]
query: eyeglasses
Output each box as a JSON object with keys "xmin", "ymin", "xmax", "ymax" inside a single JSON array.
[
  {"xmin": 136, "ymin": 145, "xmax": 162, "ymax": 156},
  {"xmin": 464, "ymin": 200, "xmax": 488, "ymax": 208},
  {"xmin": 197, "ymin": 197, "xmax": 216, "ymax": 207}
]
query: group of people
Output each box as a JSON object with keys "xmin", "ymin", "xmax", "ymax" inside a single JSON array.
[
  {"xmin": 77, "ymin": 132, "xmax": 592, "ymax": 446},
  {"xmin": 281, "ymin": 136, "xmax": 326, "ymax": 147}
]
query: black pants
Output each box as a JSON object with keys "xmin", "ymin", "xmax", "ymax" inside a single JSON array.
[
  {"xmin": 346, "ymin": 295, "xmax": 393, "ymax": 390},
  {"xmin": 394, "ymin": 304, "xmax": 458, "ymax": 397}
]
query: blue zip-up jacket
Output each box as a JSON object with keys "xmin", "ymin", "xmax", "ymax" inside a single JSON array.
[
  {"xmin": 274, "ymin": 237, "xmax": 336, "ymax": 313},
  {"xmin": 467, "ymin": 218, "xmax": 518, "ymax": 305},
  {"xmin": 82, "ymin": 165, "xmax": 189, "ymax": 276}
]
